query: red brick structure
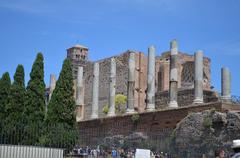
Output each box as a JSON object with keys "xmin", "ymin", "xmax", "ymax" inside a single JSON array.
[
  {"xmin": 78, "ymin": 102, "xmax": 240, "ymax": 146},
  {"xmin": 64, "ymin": 44, "xmax": 212, "ymax": 120}
]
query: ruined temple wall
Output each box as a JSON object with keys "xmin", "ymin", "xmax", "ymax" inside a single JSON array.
[
  {"xmin": 134, "ymin": 52, "xmax": 148, "ymax": 112},
  {"xmin": 76, "ymin": 51, "xmax": 211, "ymax": 120},
  {"xmin": 156, "ymin": 52, "xmax": 211, "ymax": 92},
  {"xmin": 82, "ymin": 51, "xmax": 147, "ymax": 119},
  {"xmin": 155, "ymin": 89, "xmax": 218, "ymax": 109}
]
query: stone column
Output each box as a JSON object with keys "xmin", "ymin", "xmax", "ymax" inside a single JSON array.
[
  {"xmin": 91, "ymin": 62, "xmax": 99, "ymax": 119},
  {"xmin": 76, "ymin": 66, "xmax": 84, "ymax": 105},
  {"xmin": 168, "ymin": 40, "xmax": 178, "ymax": 108},
  {"xmin": 193, "ymin": 50, "xmax": 204, "ymax": 104},
  {"xmin": 221, "ymin": 67, "xmax": 231, "ymax": 101},
  {"xmin": 108, "ymin": 58, "xmax": 116, "ymax": 116},
  {"xmin": 127, "ymin": 52, "xmax": 135, "ymax": 113},
  {"xmin": 146, "ymin": 45, "xmax": 156, "ymax": 111},
  {"xmin": 76, "ymin": 66, "xmax": 84, "ymax": 121},
  {"xmin": 49, "ymin": 74, "xmax": 56, "ymax": 101}
]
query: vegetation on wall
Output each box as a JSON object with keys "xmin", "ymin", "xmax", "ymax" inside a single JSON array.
[
  {"xmin": 102, "ymin": 104, "xmax": 109, "ymax": 114},
  {"xmin": 131, "ymin": 114, "xmax": 140, "ymax": 123},
  {"xmin": 203, "ymin": 116, "xmax": 213, "ymax": 128},
  {"xmin": 115, "ymin": 94, "xmax": 127, "ymax": 114}
]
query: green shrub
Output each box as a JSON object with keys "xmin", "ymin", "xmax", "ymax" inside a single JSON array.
[
  {"xmin": 102, "ymin": 104, "xmax": 109, "ymax": 114},
  {"xmin": 203, "ymin": 116, "xmax": 212, "ymax": 128},
  {"xmin": 115, "ymin": 94, "xmax": 127, "ymax": 114},
  {"xmin": 131, "ymin": 114, "xmax": 140, "ymax": 123}
]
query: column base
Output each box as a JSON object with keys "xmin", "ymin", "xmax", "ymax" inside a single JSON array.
[
  {"xmin": 193, "ymin": 98, "xmax": 203, "ymax": 104},
  {"xmin": 107, "ymin": 111, "xmax": 115, "ymax": 117},
  {"xmin": 168, "ymin": 101, "xmax": 178, "ymax": 108},
  {"xmin": 221, "ymin": 95, "xmax": 231, "ymax": 102},
  {"xmin": 90, "ymin": 114, "xmax": 98, "ymax": 119},
  {"xmin": 126, "ymin": 109, "xmax": 136, "ymax": 114},
  {"xmin": 146, "ymin": 104, "xmax": 155, "ymax": 111}
]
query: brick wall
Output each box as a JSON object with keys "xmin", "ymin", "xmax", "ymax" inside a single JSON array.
[
  {"xmin": 77, "ymin": 50, "xmax": 212, "ymax": 120},
  {"xmin": 155, "ymin": 89, "xmax": 219, "ymax": 109},
  {"xmin": 82, "ymin": 51, "xmax": 147, "ymax": 119},
  {"xmin": 78, "ymin": 102, "xmax": 223, "ymax": 146}
]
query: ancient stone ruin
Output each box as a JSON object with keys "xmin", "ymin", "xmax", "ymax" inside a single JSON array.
[{"xmin": 45, "ymin": 40, "xmax": 239, "ymax": 156}]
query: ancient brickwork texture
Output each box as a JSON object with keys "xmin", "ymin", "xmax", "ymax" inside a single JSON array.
[
  {"xmin": 78, "ymin": 102, "xmax": 223, "ymax": 146},
  {"xmin": 71, "ymin": 50, "xmax": 211, "ymax": 120},
  {"xmin": 82, "ymin": 51, "xmax": 147, "ymax": 119},
  {"xmin": 155, "ymin": 89, "xmax": 218, "ymax": 109},
  {"xmin": 156, "ymin": 51, "xmax": 211, "ymax": 91}
]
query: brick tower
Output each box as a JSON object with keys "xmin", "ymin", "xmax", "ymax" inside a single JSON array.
[{"xmin": 67, "ymin": 44, "xmax": 89, "ymax": 79}]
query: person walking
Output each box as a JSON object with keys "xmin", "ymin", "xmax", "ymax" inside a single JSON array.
[{"xmin": 231, "ymin": 139, "xmax": 240, "ymax": 158}]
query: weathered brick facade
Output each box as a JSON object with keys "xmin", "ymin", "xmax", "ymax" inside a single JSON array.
[
  {"xmin": 78, "ymin": 102, "xmax": 228, "ymax": 146},
  {"xmin": 65, "ymin": 44, "xmax": 212, "ymax": 120},
  {"xmin": 82, "ymin": 51, "xmax": 148, "ymax": 119}
]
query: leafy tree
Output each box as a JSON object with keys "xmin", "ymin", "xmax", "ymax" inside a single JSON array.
[
  {"xmin": 46, "ymin": 58, "xmax": 77, "ymax": 147},
  {"xmin": 0, "ymin": 72, "xmax": 11, "ymax": 121}
]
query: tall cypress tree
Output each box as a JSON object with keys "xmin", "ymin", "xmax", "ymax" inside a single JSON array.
[
  {"xmin": 7, "ymin": 65, "xmax": 25, "ymax": 122},
  {"xmin": 23, "ymin": 53, "xmax": 45, "ymax": 145},
  {"xmin": 0, "ymin": 72, "xmax": 11, "ymax": 140},
  {"xmin": 46, "ymin": 58, "xmax": 76, "ymax": 148},
  {"xmin": 47, "ymin": 58, "xmax": 75, "ymax": 126},
  {"xmin": 4, "ymin": 65, "xmax": 26, "ymax": 144},
  {"xmin": 0, "ymin": 72, "xmax": 11, "ymax": 121},
  {"xmin": 24, "ymin": 53, "xmax": 46, "ymax": 123}
]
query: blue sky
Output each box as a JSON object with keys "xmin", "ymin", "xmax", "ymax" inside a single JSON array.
[{"xmin": 0, "ymin": 0, "xmax": 239, "ymax": 95}]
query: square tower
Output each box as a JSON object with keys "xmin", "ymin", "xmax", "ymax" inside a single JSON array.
[{"xmin": 67, "ymin": 44, "xmax": 89, "ymax": 79}]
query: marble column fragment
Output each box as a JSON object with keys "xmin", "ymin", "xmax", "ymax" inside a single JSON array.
[
  {"xmin": 127, "ymin": 52, "xmax": 135, "ymax": 113},
  {"xmin": 146, "ymin": 45, "xmax": 156, "ymax": 111},
  {"xmin": 193, "ymin": 51, "xmax": 204, "ymax": 104},
  {"xmin": 76, "ymin": 66, "xmax": 84, "ymax": 121},
  {"xmin": 76, "ymin": 66, "xmax": 84, "ymax": 105},
  {"xmin": 221, "ymin": 67, "xmax": 231, "ymax": 101},
  {"xmin": 91, "ymin": 62, "xmax": 99, "ymax": 119},
  {"xmin": 168, "ymin": 40, "xmax": 179, "ymax": 108},
  {"xmin": 108, "ymin": 58, "xmax": 116, "ymax": 116},
  {"xmin": 49, "ymin": 74, "xmax": 56, "ymax": 101}
]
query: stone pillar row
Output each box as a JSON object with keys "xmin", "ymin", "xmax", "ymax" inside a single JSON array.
[{"xmin": 85, "ymin": 40, "xmax": 232, "ymax": 119}]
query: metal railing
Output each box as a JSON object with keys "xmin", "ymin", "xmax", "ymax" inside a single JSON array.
[
  {"xmin": 0, "ymin": 120, "xmax": 77, "ymax": 158},
  {"xmin": 231, "ymin": 95, "xmax": 240, "ymax": 105}
]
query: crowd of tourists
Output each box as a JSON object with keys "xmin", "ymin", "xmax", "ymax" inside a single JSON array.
[
  {"xmin": 69, "ymin": 145, "xmax": 169, "ymax": 158},
  {"xmin": 68, "ymin": 139, "xmax": 240, "ymax": 158}
]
